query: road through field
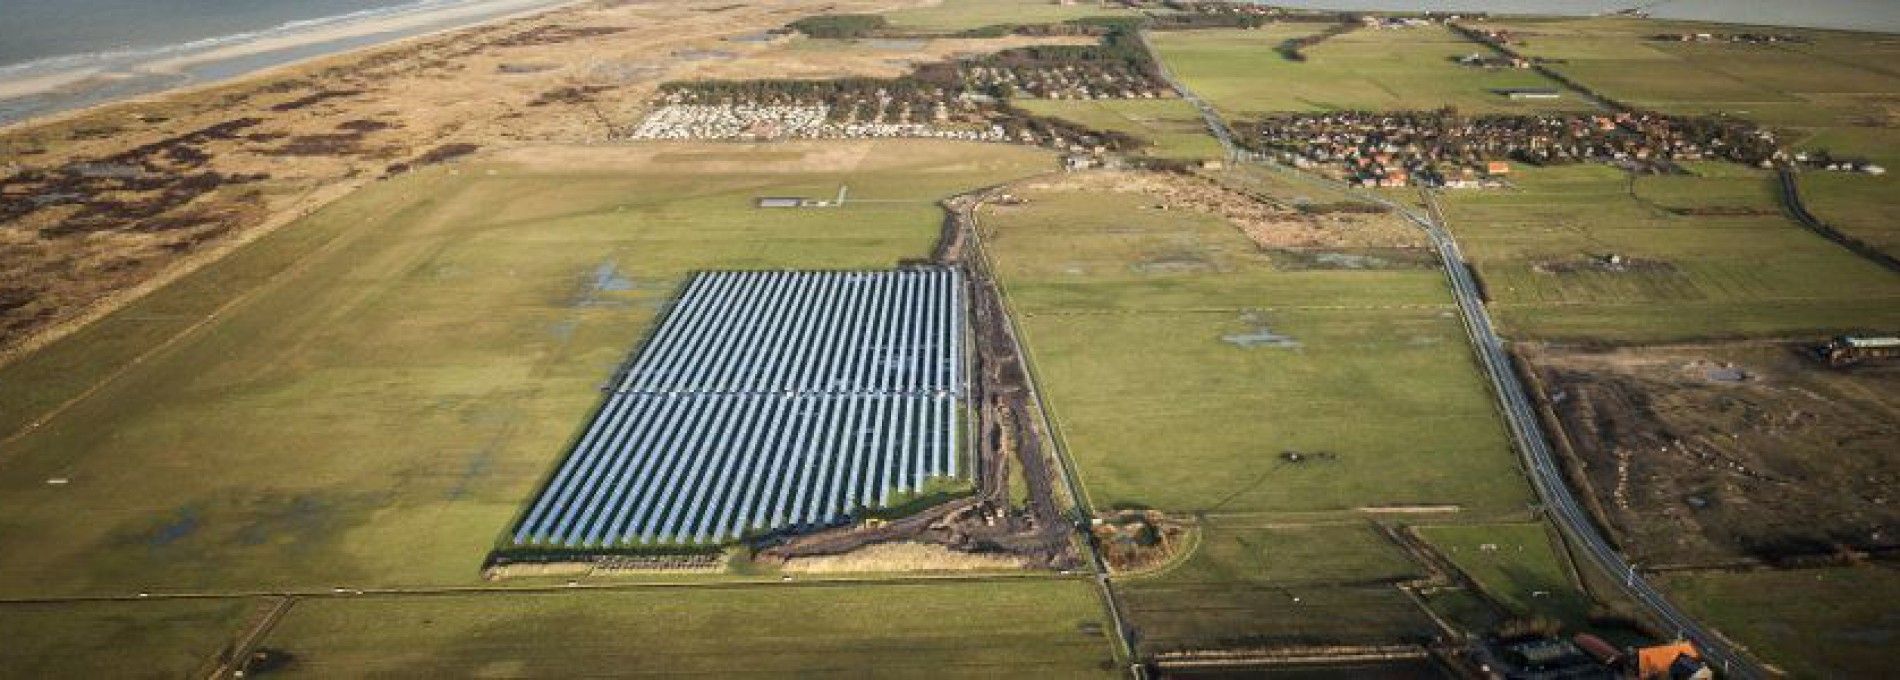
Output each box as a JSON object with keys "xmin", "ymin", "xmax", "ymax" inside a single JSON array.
[{"xmin": 1138, "ymin": 29, "xmax": 1768, "ymax": 680}]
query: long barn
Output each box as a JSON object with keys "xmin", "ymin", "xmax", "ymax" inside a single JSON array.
[{"xmin": 512, "ymin": 268, "xmax": 965, "ymax": 547}]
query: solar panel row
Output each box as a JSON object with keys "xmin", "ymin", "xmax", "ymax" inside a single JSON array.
[{"xmin": 513, "ymin": 269, "xmax": 965, "ymax": 547}]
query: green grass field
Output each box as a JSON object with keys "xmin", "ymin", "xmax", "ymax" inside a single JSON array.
[
  {"xmin": 1437, "ymin": 164, "xmax": 1900, "ymax": 342},
  {"xmin": 1657, "ymin": 566, "xmax": 1900, "ymax": 679},
  {"xmin": 0, "ymin": 598, "xmax": 256, "ymax": 678},
  {"xmin": 1477, "ymin": 17, "xmax": 1900, "ymax": 256},
  {"xmin": 980, "ymin": 174, "xmax": 1548, "ymax": 650},
  {"xmin": 1140, "ymin": 520, "xmax": 1424, "ymax": 587},
  {"xmin": 1016, "ymin": 98, "xmax": 1224, "ymax": 160},
  {"xmin": 258, "ymin": 580, "xmax": 1117, "ymax": 677},
  {"xmin": 1415, "ymin": 523, "xmax": 1590, "ymax": 623},
  {"xmin": 1147, "ymin": 26, "xmax": 1591, "ymax": 117},
  {"xmin": 983, "ymin": 183, "xmax": 1527, "ymax": 517},
  {"xmin": 1118, "ymin": 521, "xmax": 1439, "ymax": 652},
  {"xmin": 0, "ymin": 141, "xmax": 1053, "ymax": 598}
]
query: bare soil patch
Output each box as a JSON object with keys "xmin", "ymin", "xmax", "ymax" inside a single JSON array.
[
  {"xmin": 1526, "ymin": 343, "xmax": 1899, "ymax": 566},
  {"xmin": 780, "ymin": 541, "xmax": 1027, "ymax": 573}
]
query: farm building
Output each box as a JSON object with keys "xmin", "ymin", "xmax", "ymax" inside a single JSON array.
[
  {"xmin": 1821, "ymin": 335, "xmax": 1900, "ymax": 366},
  {"xmin": 511, "ymin": 268, "xmax": 967, "ymax": 548},
  {"xmin": 755, "ymin": 197, "xmax": 804, "ymax": 208},
  {"xmin": 1635, "ymin": 642, "xmax": 1709, "ymax": 680}
]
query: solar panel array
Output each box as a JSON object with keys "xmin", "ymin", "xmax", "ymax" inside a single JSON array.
[{"xmin": 514, "ymin": 269, "xmax": 965, "ymax": 547}]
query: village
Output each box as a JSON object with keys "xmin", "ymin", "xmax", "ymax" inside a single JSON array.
[
  {"xmin": 628, "ymin": 22, "xmax": 1163, "ymax": 152},
  {"xmin": 1236, "ymin": 109, "xmax": 1787, "ymax": 188}
]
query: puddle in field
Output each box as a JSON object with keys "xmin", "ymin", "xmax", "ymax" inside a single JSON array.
[
  {"xmin": 573, "ymin": 260, "xmax": 635, "ymax": 308},
  {"xmin": 865, "ymin": 38, "xmax": 926, "ymax": 50},
  {"xmin": 1223, "ymin": 310, "xmax": 1301, "ymax": 348},
  {"xmin": 149, "ymin": 507, "xmax": 201, "ymax": 546},
  {"xmin": 1312, "ymin": 252, "xmax": 1390, "ymax": 269},
  {"xmin": 1131, "ymin": 254, "xmax": 1215, "ymax": 274}
]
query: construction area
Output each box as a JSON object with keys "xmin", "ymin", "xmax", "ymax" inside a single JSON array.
[{"xmin": 1522, "ymin": 342, "xmax": 1899, "ymax": 567}]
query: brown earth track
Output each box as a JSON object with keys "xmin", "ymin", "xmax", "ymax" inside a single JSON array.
[{"xmin": 758, "ymin": 185, "xmax": 1077, "ymax": 568}]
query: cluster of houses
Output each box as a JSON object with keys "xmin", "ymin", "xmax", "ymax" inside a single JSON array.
[
  {"xmin": 1791, "ymin": 150, "xmax": 1886, "ymax": 175},
  {"xmin": 626, "ymin": 98, "xmax": 1132, "ymax": 154},
  {"xmin": 1469, "ymin": 28, "xmax": 1529, "ymax": 46},
  {"xmin": 960, "ymin": 63, "xmax": 1171, "ymax": 100},
  {"xmin": 1241, "ymin": 110, "xmax": 1782, "ymax": 188},
  {"xmin": 1477, "ymin": 636, "xmax": 1715, "ymax": 680},
  {"xmin": 628, "ymin": 104, "xmax": 1008, "ymax": 142},
  {"xmin": 1455, "ymin": 52, "xmax": 1533, "ymax": 69},
  {"xmin": 1361, "ymin": 15, "xmax": 1438, "ymax": 29},
  {"xmin": 1649, "ymin": 32, "xmax": 1809, "ymax": 44}
]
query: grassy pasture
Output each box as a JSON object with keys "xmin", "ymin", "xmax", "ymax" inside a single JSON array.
[
  {"xmin": 1139, "ymin": 520, "xmax": 1424, "ymax": 587},
  {"xmin": 259, "ymin": 580, "xmax": 1117, "ymax": 677},
  {"xmin": 982, "ymin": 183, "xmax": 1527, "ymax": 517},
  {"xmin": 0, "ymin": 598, "xmax": 255, "ymax": 678},
  {"xmin": 1119, "ymin": 580, "xmax": 1438, "ymax": 652},
  {"xmin": 1437, "ymin": 164, "xmax": 1900, "ymax": 342},
  {"xmin": 1016, "ymin": 98, "xmax": 1224, "ymax": 160},
  {"xmin": 1476, "ymin": 18, "xmax": 1900, "ymax": 255},
  {"xmin": 1415, "ymin": 523, "xmax": 1590, "ymax": 623},
  {"xmin": 0, "ymin": 141, "xmax": 1052, "ymax": 597},
  {"xmin": 1147, "ymin": 26, "xmax": 1590, "ymax": 116},
  {"xmin": 1657, "ymin": 566, "xmax": 1900, "ymax": 679}
]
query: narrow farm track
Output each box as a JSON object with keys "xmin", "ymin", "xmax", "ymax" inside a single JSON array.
[
  {"xmin": 957, "ymin": 187, "xmax": 1147, "ymax": 679},
  {"xmin": 1138, "ymin": 30, "xmax": 1769, "ymax": 679}
]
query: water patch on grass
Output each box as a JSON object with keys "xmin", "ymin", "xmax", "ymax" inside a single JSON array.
[
  {"xmin": 1313, "ymin": 252, "xmax": 1390, "ymax": 269},
  {"xmin": 573, "ymin": 260, "xmax": 635, "ymax": 308},
  {"xmin": 447, "ymin": 441, "xmax": 498, "ymax": 501},
  {"xmin": 149, "ymin": 507, "xmax": 201, "ymax": 547},
  {"xmin": 673, "ymin": 49, "xmax": 736, "ymax": 61},
  {"xmin": 1223, "ymin": 311, "xmax": 1301, "ymax": 349},
  {"xmin": 726, "ymin": 31, "xmax": 779, "ymax": 44},
  {"xmin": 865, "ymin": 38, "xmax": 926, "ymax": 51},
  {"xmin": 231, "ymin": 493, "xmax": 350, "ymax": 548}
]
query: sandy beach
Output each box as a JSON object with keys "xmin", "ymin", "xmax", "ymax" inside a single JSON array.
[{"xmin": 0, "ymin": 0, "xmax": 583, "ymax": 126}]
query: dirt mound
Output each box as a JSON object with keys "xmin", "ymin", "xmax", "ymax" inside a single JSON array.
[{"xmin": 781, "ymin": 542, "xmax": 1027, "ymax": 573}]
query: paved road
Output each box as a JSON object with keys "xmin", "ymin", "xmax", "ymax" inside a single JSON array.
[
  {"xmin": 1138, "ymin": 31, "xmax": 1767, "ymax": 679},
  {"xmin": 1776, "ymin": 167, "xmax": 1900, "ymax": 272}
]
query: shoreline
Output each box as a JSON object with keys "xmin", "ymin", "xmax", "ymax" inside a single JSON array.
[{"xmin": 0, "ymin": 0, "xmax": 585, "ymax": 131}]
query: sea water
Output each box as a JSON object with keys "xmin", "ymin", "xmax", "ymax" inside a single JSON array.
[{"xmin": 0, "ymin": 0, "xmax": 568, "ymax": 126}]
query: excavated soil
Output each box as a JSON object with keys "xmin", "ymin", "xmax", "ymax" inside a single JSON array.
[{"xmin": 1526, "ymin": 343, "xmax": 1899, "ymax": 566}]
